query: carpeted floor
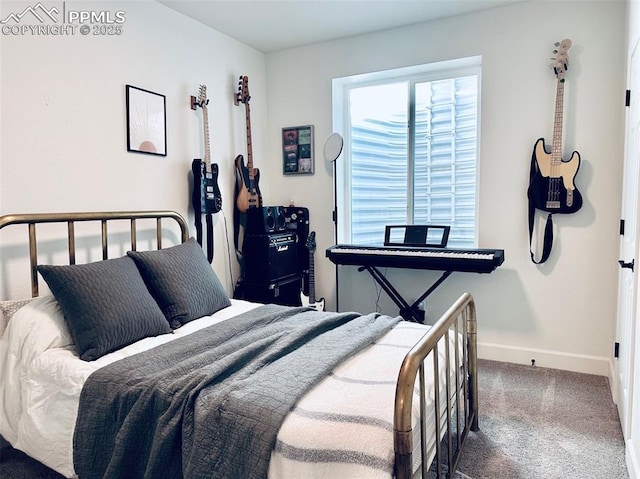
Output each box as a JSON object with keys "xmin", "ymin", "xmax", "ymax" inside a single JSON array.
[
  {"xmin": 0, "ymin": 359, "xmax": 628, "ymax": 478},
  {"xmin": 456, "ymin": 359, "xmax": 628, "ymax": 479}
]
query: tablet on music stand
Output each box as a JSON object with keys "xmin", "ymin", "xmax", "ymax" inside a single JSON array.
[{"xmin": 384, "ymin": 225, "xmax": 450, "ymax": 248}]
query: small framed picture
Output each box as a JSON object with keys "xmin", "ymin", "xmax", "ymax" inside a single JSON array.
[
  {"xmin": 282, "ymin": 125, "xmax": 314, "ymax": 175},
  {"xmin": 126, "ymin": 85, "xmax": 167, "ymax": 156}
]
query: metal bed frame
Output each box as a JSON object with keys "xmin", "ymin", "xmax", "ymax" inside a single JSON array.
[
  {"xmin": 0, "ymin": 211, "xmax": 189, "ymax": 298},
  {"xmin": 394, "ymin": 291, "xmax": 479, "ymax": 478},
  {"xmin": 0, "ymin": 210, "xmax": 478, "ymax": 479}
]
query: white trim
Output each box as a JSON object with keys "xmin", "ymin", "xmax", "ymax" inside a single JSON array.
[
  {"xmin": 332, "ymin": 56, "xmax": 482, "ymax": 87},
  {"xmin": 628, "ymin": 438, "xmax": 640, "ymax": 479},
  {"xmin": 478, "ymin": 341, "xmax": 610, "ymax": 376},
  {"xmin": 611, "ymin": 359, "xmax": 620, "ymax": 405}
]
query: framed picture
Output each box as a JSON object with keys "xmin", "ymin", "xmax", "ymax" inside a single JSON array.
[
  {"xmin": 126, "ymin": 85, "xmax": 167, "ymax": 156},
  {"xmin": 282, "ymin": 125, "xmax": 314, "ymax": 175}
]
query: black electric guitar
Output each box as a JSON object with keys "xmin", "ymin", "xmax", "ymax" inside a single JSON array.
[
  {"xmin": 528, "ymin": 39, "xmax": 583, "ymax": 214},
  {"xmin": 234, "ymin": 76, "xmax": 263, "ymax": 213},
  {"xmin": 191, "ymin": 85, "xmax": 223, "ymax": 215},
  {"xmin": 300, "ymin": 232, "xmax": 325, "ymax": 311}
]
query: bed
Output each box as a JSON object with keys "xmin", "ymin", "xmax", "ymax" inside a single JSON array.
[{"xmin": 0, "ymin": 210, "xmax": 479, "ymax": 479}]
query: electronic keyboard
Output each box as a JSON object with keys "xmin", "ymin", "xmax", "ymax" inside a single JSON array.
[{"xmin": 326, "ymin": 244, "xmax": 505, "ymax": 273}]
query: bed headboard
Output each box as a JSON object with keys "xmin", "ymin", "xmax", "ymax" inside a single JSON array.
[{"xmin": 0, "ymin": 210, "xmax": 189, "ymax": 298}]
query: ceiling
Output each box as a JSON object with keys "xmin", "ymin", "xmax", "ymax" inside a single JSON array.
[{"xmin": 158, "ymin": 0, "xmax": 528, "ymax": 53}]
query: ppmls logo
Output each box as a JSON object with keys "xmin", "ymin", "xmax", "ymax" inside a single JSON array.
[
  {"xmin": 1, "ymin": 2, "xmax": 126, "ymax": 36},
  {"xmin": 1, "ymin": 2, "xmax": 59, "ymax": 24}
]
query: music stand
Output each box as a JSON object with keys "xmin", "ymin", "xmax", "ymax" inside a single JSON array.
[{"xmin": 384, "ymin": 225, "xmax": 451, "ymax": 248}]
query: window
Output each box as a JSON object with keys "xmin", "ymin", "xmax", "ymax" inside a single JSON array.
[{"xmin": 333, "ymin": 57, "xmax": 481, "ymax": 248}]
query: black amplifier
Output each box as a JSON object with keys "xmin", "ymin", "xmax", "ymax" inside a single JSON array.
[
  {"xmin": 243, "ymin": 232, "xmax": 298, "ymax": 283},
  {"xmin": 282, "ymin": 206, "xmax": 310, "ymax": 280},
  {"xmin": 245, "ymin": 206, "xmax": 287, "ymax": 235}
]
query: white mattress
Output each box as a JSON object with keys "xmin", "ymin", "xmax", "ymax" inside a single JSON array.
[{"xmin": 0, "ymin": 296, "xmax": 460, "ymax": 478}]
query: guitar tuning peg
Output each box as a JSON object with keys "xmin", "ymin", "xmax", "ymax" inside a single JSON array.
[
  {"xmin": 552, "ymin": 49, "xmax": 558, "ymax": 54},
  {"xmin": 554, "ymin": 41, "xmax": 560, "ymax": 46}
]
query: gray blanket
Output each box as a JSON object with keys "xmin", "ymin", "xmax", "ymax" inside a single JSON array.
[{"xmin": 73, "ymin": 304, "xmax": 401, "ymax": 479}]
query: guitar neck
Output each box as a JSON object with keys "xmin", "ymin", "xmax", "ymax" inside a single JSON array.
[
  {"xmin": 244, "ymin": 101, "xmax": 255, "ymax": 181},
  {"xmin": 308, "ymin": 252, "xmax": 316, "ymax": 303},
  {"xmin": 551, "ymin": 79, "xmax": 565, "ymax": 166},
  {"xmin": 202, "ymin": 105, "xmax": 211, "ymax": 168}
]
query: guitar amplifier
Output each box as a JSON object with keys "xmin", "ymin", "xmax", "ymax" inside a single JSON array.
[
  {"xmin": 243, "ymin": 232, "xmax": 298, "ymax": 283},
  {"xmin": 282, "ymin": 206, "xmax": 310, "ymax": 281},
  {"xmin": 245, "ymin": 206, "xmax": 287, "ymax": 235}
]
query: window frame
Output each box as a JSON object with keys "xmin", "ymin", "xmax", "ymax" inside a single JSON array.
[{"xmin": 332, "ymin": 56, "xmax": 482, "ymax": 247}]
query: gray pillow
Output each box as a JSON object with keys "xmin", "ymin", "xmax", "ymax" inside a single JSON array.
[
  {"xmin": 127, "ymin": 238, "xmax": 231, "ymax": 328},
  {"xmin": 38, "ymin": 256, "xmax": 172, "ymax": 361}
]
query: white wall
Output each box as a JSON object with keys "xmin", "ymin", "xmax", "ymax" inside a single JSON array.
[
  {"xmin": 265, "ymin": 1, "xmax": 626, "ymax": 375},
  {"xmin": 0, "ymin": 1, "xmax": 266, "ymax": 298},
  {"xmin": 0, "ymin": 0, "xmax": 627, "ymax": 376}
]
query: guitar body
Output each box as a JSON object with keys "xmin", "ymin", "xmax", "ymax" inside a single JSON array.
[
  {"xmin": 234, "ymin": 154, "xmax": 262, "ymax": 212},
  {"xmin": 192, "ymin": 159, "xmax": 222, "ymax": 214},
  {"xmin": 300, "ymin": 294, "xmax": 325, "ymax": 311},
  {"xmin": 528, "ymin": 137, "xmax": 583, "ymax": 214},
  {"xmin": 300, "ymin": 231, "xmax": 324, "ymax": 311}
]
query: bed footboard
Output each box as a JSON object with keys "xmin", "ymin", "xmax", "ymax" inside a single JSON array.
[{"xmin": 394, "ymin": 292, "xmax": 478, "ymax": 479}]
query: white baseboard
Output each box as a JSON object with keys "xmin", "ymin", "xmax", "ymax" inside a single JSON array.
[{"xmin": 477, "ymin": 341, "xmax": 610, "ymax": 376}]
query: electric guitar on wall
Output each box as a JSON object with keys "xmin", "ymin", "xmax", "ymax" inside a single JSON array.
[
  {"xmin": 527, "ymin": 39, "xmax": 583, "ymax": 215},
  {"xmin": 191, "ymin": 85, "xmax": 223, "ymax": 216},
  {"xmin": 300, "ymin": 231, "xmax": 325, "ymax": 311},
  {"xmin": 234, "ymin": 76, "xmax": 263, "ymax": 213},
  {"xmin": 527, "ymin": 39, "xmax": 582, "ymax": 264},
  {"xmin": 191, "ymin": 84, "xmax": 222, "ymax": 263}
]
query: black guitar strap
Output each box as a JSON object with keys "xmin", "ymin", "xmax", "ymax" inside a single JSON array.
[
  {"xmin": 195, "ymin": 214, "xmax": 203, "ymax": 247},
  {"xmin": 528, "ymin": 154, "xmax": 554, "ymax": 264},
  {"xmin": 233, "ymin": 208, "xmax": 246, "ymax": 275},
  {"xmin": 232, "ymin": 174, "xmax": 247, "ymax": 277},
  {"xmin": 206, "ymin": 213, "xmax": 214, "ymax": 263},
  {"xmin": 194, "ymin": 213, "xmax": 214, "ymax": 264}
]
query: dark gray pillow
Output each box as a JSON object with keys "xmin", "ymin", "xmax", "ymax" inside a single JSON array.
[
  {"xmin": 127, "ymin": 238, "xmax": 231, "ymax": 328},
  {"xmin": 38, "ymin": 256, "xmax": 171, "ymax": 361}
]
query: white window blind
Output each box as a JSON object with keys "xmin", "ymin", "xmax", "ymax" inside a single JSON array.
[{"xmin": 336, "ymin": 59, "xmax": 480, "ymax": 248}]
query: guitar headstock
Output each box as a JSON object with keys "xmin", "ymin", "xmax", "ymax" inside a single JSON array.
[
  {"xmin": 197, "ymin": 84, "xmax": 208, "ymax": 108},
  {"xmin": 305, "ymin": 231, "xmax": 317, "ymax": 252},
  {"xmin": 551, "ymin": 39, "xmax": 572, "ymax": 82},
  {"xmin": 235, "ymin": 75, "xmax": 250, "ymax": 105}
]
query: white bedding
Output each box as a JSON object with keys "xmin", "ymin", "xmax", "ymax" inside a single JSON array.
[{"xmin": 0, "ymin": 297, "xmax": 459, "ymax": 478}]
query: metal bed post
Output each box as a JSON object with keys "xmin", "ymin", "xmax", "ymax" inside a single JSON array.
[
  {"xmin": 393, "ymin": 292, "xmax": 478, "ymax": 479},
  {"xmin": 465, "ymin": 300, "xmax": 479, "ymax": 431}
]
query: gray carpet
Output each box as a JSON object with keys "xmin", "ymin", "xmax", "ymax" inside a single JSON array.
[
  {"xmin": 0, "ymin": 360, "xmax": 628, "ymax": 478},
  {"xmin": 456, "ymin": 359, "xmax": 628, "ymax": 479}
]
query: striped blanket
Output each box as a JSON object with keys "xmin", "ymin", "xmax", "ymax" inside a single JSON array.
[
  {"xmin": 267, "ymin": 320, "xmax": 450, "ymax": 479},
  {"xmin": 73, "ymin": 304, "xmax": 404, "ymax": 479}
]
